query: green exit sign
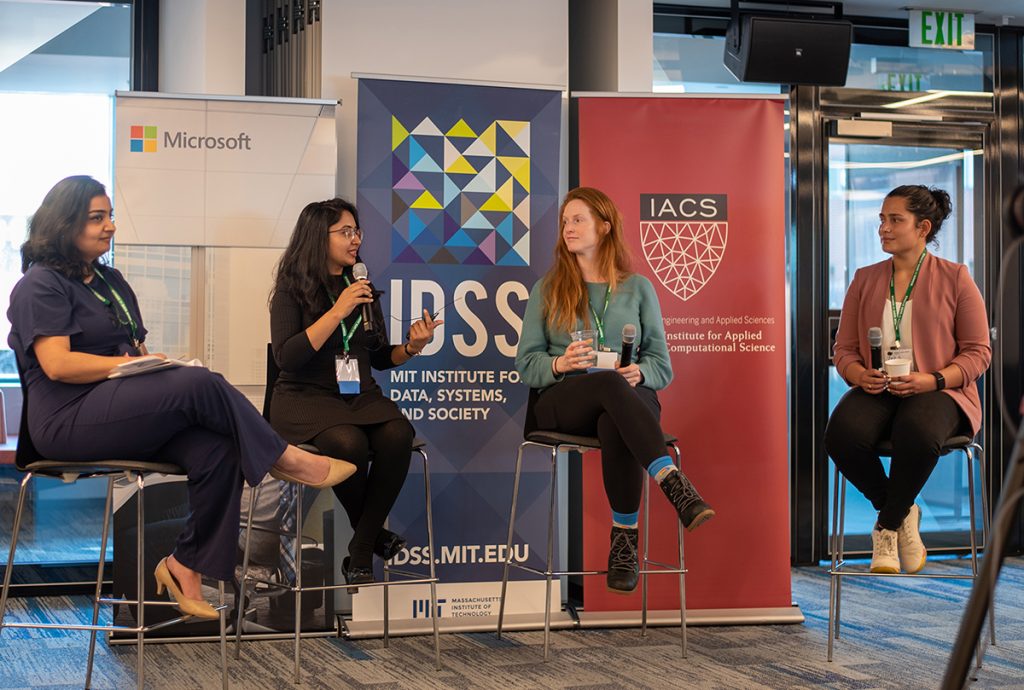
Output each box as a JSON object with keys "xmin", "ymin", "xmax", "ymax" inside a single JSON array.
[{"xmin": 909, "ymin": 9, "xmax": 975, "ymax": 50}]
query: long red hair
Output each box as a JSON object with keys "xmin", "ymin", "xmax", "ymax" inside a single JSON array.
[{"xmin": 542, "ymin": 187, "xmax": 632, "ymax": 332}]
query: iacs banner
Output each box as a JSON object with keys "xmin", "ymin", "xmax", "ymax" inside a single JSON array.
[
  {"xmin": 577, "ymin": 96, "xmax": 794, "ymax": 623},
  {"xmin": 355, "ymin": 77, "xmax": 562, "ymax": 629}
]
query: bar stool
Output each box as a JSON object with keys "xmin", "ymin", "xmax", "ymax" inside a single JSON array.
[
  {"xmin": 827, "ymin": 435, "xmax": 995, "ymax": 664},
  {"xmin": 496, "ymin": 390, "xmax": 688, "ymax": 660},
  {"xmin": 233, "ymin": 346, "xmax": 440, "ymax": 683},
  {"xmin": 0, "ymin": 373, "xmax": 229, "ymax": 690}
]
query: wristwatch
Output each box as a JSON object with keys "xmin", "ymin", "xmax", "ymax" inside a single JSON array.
[{"xmin": 932, "ymin": 371, "xmax": 946, "ymax": 391}]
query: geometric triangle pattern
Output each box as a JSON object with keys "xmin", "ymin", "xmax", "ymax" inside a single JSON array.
[
  {"xmin": 640, "ymin": 221, "xmax": 728, "ymax": 301},
  {"xmin": 388, "ymin": 114, "xmax": 532, "ymax": 265}
]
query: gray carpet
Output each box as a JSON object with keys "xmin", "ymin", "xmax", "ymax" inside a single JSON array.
[{"xmin": 1, "ymin": 557, "xmax": 1022, "ymax": 688}]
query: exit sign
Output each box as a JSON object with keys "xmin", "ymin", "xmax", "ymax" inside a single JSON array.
[{"xmin": 909, "ymin": 9, "xmax": 975, "ymax": 50}]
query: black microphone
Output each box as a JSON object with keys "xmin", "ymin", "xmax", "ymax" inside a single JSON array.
[
  {"xmin": 868, "ymin": 326, "xmax": 883, "ymax": 370},
  {"xmin": 352, "ymin": 262, "xmax": 374, "ymax": 332},
  {"xmin": 619, "ymin": 324, "xmax": 637, "ymax": 368}
]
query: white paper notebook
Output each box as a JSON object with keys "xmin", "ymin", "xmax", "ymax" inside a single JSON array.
[{"xmin": 107, "ymin": 355, "xmax": 204, "ymax": 379}]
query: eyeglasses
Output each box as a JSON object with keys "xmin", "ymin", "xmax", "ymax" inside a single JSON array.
[{"xmin": 330, "ymin": 226, "xmax": 363, "ymax": 240}]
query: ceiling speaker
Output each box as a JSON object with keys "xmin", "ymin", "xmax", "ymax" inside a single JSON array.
[{"xmin": 724, "ymin": 15, "xmax": 852, "ymax": 86}]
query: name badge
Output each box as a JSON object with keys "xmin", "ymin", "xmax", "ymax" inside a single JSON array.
[
  {"xmin": 886, "ymin": 345, "xmax": 913, "ymax": 366},
  {"xmin": 336, "ymin": 354, "xmax": 360, "ymax": 394}
]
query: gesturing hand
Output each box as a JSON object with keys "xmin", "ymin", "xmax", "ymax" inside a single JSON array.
[
  {"xmin": 406, "ymin": 309, "xmax": 443, "ymax": 355},
  {"xmin": 331, "ymin": 280, "xmax": 373, "ymax": 320}
]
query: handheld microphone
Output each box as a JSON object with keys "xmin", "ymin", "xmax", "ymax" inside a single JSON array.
[
  {"xmin": 352, "ymin": 262, "xmax": 374, "ymax": 332},
  {"xmin": 620, "ymin": 324, "xmax": 637, "ymax": 368},
  {"xmin": 868, "ymin": 326, "xmax": 883, "ymax": 370}
]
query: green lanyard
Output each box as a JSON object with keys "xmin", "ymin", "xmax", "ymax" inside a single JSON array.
[
  {"xmin": 327, "ymin": 277, "xmax": 363, "ymax": 354},
  {"xmin": 87, "ymin": 268, "xmax": 140, "ymax": 346},
  {"xmin": 889, "ymin": 248, "xmax": 927, "ymax": 347},
  {"xmin": 588, "ymin": 285, "xmax": 611, "ymax": 348}
]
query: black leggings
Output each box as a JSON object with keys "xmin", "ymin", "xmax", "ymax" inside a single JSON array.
[
  {"xmin": 312, "ymin": 418, "xmax": 413, "ymax": 566},
  {"xmin": 824, "ymin": 387, "xmax": 966, "ymax": 530},
  {"xmin": 534, "ymin": 371, "xmax": 669, "ymax": 514}
]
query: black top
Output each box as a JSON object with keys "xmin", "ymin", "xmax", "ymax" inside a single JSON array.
[
  {"xmin": 7, "ymin": 264, "xmax": 146, "ymax": 431},
  {"xmin": 268, "ymin": 273, "xmax": 404, "ymax": 443}
]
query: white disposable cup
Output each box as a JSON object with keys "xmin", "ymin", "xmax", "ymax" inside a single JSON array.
[{"xmin": 884, "ymin": 358, "xmax": 911, "ymax": 376}]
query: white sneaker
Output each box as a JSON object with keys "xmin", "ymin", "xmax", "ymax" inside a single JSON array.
[
  {"xmin": 870, "ymin": 527, "xmax": 899, "ymax": 574},
  {"xmin": 897, "ymin": 504, "xmax": 927, "ymax": 574}
]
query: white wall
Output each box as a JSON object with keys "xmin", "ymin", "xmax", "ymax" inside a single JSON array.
[
  {"xmin": 320, "ymin": 0, "xmax": 570, "ymax": 199},
  {"xmin": 159, "ymin": 0, "xmax": 245, "ymax": 95}
]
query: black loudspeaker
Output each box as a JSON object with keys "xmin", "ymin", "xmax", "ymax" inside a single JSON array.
[{"xmin": 724, "ymin": 15, "xmax": 852, "ymax": 86}]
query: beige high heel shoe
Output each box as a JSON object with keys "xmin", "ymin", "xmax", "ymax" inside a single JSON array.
[
  {"xmin": 154, "ymin": 558, "xmax": 219, "ymax": 620},
  {"xmin": 269, "ymin": 457, "xmax": 357, "ymax": 489}
]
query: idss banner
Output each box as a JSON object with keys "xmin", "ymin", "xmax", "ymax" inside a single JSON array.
[
  {"xmin": 577, "ymin": 96, "xmax": 796, "ymax": 623},
  {"xmin": 355, "ymin": 78, "xmax": 562, "ymax": 629}
]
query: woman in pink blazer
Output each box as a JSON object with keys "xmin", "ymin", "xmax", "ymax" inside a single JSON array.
[{"xmin": 826, "ymin": 185, "xmax": 991, "ymax": 575}]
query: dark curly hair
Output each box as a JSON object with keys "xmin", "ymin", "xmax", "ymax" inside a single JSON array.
[
  {"xmin": 21, "ymin": 175, "xmax": 108, "ymax": 279},
  {"xmin": 886, "ymin": 185, "xmax": 953, "ymax": 245}
]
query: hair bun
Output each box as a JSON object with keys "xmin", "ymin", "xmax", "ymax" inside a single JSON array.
[{"xmin": 929, "ymin": 187, "xmax": 953, "ymax": 220}]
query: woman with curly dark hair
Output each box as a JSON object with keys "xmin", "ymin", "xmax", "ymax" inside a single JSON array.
[{"xmin": 7, "ymin": 176, "xmax": 355, "ymax": 619}]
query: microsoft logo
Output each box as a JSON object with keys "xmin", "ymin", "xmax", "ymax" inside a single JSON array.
[{"xmin": 130, "ymin": 125, "xmax": 157, "ymax": 152}]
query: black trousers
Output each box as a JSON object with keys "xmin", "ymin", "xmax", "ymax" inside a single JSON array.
[
  {"xmin": 312, "ymin": 418, "xmax": 413, "ymax": 567},
  {"xmin": 534, "ymin": 371, "xmax": 670, "ymax": 515},
  {"xmin": 824, "ymin": 387, "xmax": 966, "ymax": 530}
]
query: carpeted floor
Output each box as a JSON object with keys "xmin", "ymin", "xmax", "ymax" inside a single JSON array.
[{"xmin": 0, "ymin": 557, "xmax": 1022, "ymax": 689}]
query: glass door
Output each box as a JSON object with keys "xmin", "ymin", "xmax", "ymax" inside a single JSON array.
[{"xmin": 825, "ymin": 121, "xmax": 987, "ymax": 553}]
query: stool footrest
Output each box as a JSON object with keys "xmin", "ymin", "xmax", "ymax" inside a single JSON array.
[{"xmin": 830, "ymin": 568, "xmax": 978, "ymax": 581}]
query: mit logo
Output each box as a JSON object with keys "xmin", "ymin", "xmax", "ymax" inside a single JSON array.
[
  {"xmin": 640, "ymin": 194, "xmax": 728, "ymax": 302},
  {"xmin": 411, "ymin": 598, "xmax": 446, "ymax": 619}
]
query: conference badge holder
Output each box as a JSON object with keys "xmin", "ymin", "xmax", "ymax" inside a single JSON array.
[{"xmin": 336, "ymin": 354, "xmax": 360, "ymax": 394}]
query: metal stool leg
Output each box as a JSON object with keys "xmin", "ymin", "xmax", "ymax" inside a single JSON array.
[
  {"xmin": 965, "ymin": 448, "xmax": 982, "ymax": 671},
  {"xmin": 418, "ymin": 448, "xmax": 441, "ymax": 671},
  {"xmin": 85, "ymin": 476, "xmax": 115, "ymax": 688},
  {"xmin": 234, "ymin": 484, "xmax": 262, "ymax": 659},
  {"xmin": 497, "ymin": 443, "xmax": 526, "ymax": 639},
  {"xmin": 135, "ymin": 473, "xmax": 146, "ymax": 690},
  {"xmin": 542, "ymin": 444, "xmax": 558, "ymax": 661},
  {"xmin": 219, "ymin": 580, "xmax": 228, "ymax": 690},
  {"xmin": 974, "ymin": 444, "xmax": 996, "ymax": 647},
  {"xmin": 640, "ymin": 476, "xmax": 650, "ymax": 638},
  {"xmin": 827, "ymin": 473, "xmax": 842, "ymax": 662},
  {"xmin": 671, "ymin": 444, "xmax": 686, "ymax": 659},
  {"xmin": 835, "ymin": 479, "xmax": 847, "ymax": 634},
  {"xmin": 293, "ymin": 485, "xmax": 303, "ymax": 685},
  {"xmin": 0, "ymin": 474, "xmax": 32, "ymax": 630},
  {"xmin": 383, "ymin": 556, "xmax": 391, "ymax": 648}
]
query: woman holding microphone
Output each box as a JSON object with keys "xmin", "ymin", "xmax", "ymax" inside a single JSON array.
[
  {"xmin": 269, "ymin": 198, "xmax": 439, "ymax": 587},
  {"xmin": 826, "ymin": 185, "xmax": 990, "ymax": 574},
  {"xmin": 515, "ymin": 187, "xmax": 714, "ymax": 593}
]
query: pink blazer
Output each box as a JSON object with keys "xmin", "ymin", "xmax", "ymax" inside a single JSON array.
[{"xmin": 833, "ymin": 253, "xmax": 991, "ymax": 435}]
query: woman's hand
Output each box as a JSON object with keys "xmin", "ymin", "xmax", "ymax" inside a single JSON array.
[
  {"xmin": 857, "ymin": 367, "xmax": 889, "ymax": 395},
  {"xmin": 330, "ymin": 280, "xmax": 373, "ymax": 320},
  {"xmin": 887, "ymin": 372, "xmax": 935, "ymax": 398},
  {"xmin": 555, "ymin": 338, "xmax": 594, "ymax": 374},
  {"xmin": 407, "ymin": 309, "xmax": 443, "ymax": 354},
  {"xmin": 616, "ymin": 362, "xmax": 642, "ymax": 387}
]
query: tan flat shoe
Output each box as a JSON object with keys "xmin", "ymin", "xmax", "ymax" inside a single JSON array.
[
  {"xmin": 269, "ymin": 457, "xmax": 357, "ymax": 489},
  {"xmin": 154, "ymin": 557, "xmax": 219, "ymax": 620}
]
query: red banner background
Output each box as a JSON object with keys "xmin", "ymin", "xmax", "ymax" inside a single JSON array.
[{"xmin": 577, "ymin": 97, "xmax": 790, "ymax": 612}]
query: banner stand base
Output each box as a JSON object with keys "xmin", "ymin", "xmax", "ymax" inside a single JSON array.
[
  {"xmin": 577, "ymin": 605, "xmax": 804, "ymax": 627},
  {"xmin": 344, "ymin": 611, "xmax": 576, "ymax": 639}
]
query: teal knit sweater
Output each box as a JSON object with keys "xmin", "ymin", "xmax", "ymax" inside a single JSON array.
[{"xmin": 515, "ymin": 274, "xmax": 673, "ymax": 391}]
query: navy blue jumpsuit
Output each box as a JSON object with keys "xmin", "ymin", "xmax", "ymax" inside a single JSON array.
[{"xmin": 7, "ymin": 264, "xmax": 287, "ymax": 580}]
